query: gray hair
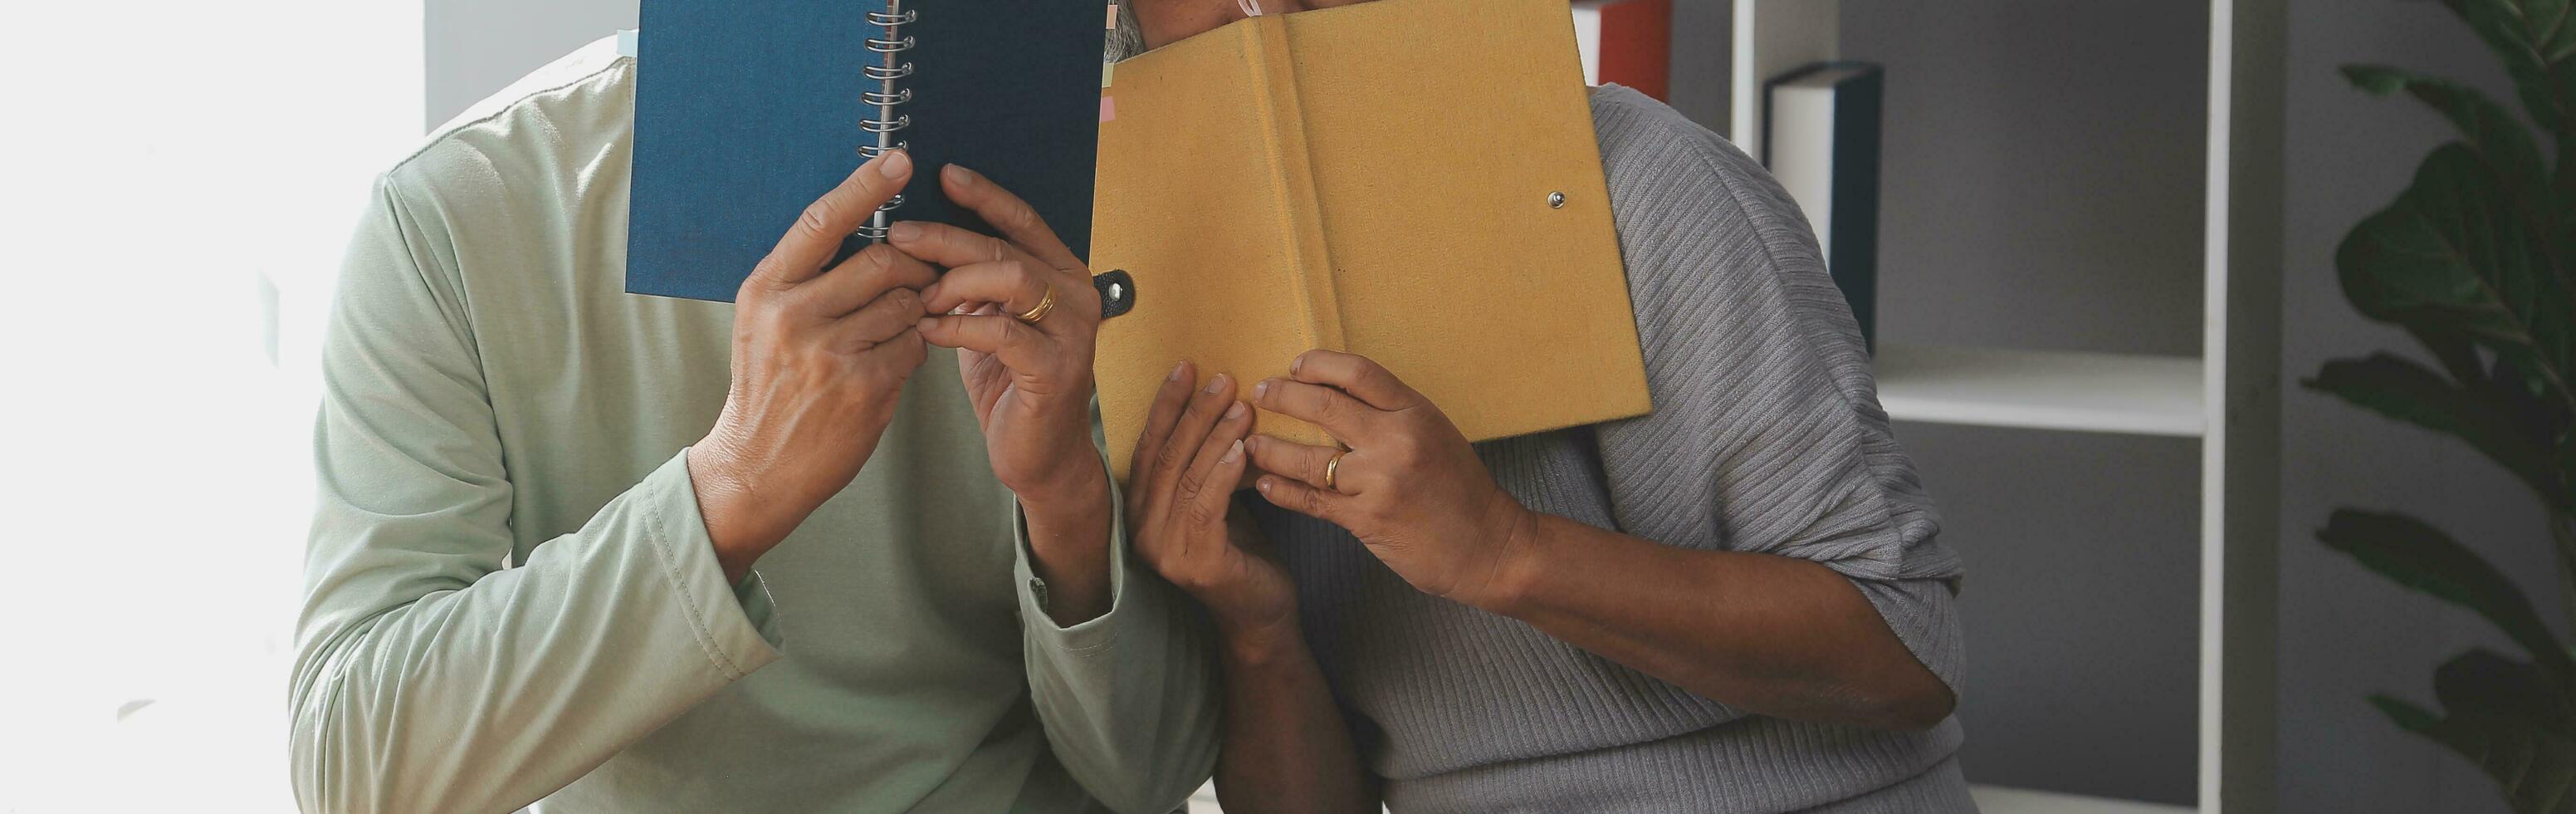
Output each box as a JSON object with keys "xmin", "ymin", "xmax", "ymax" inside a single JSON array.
[{"xmin": 1107, "ymin": 3, "xmax": 1146, "ymax": 62}]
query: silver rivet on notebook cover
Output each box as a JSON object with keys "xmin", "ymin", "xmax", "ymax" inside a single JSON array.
[{"xmin": 1547, "ymin": 191, "xmax": 1567, "ymax": 208}]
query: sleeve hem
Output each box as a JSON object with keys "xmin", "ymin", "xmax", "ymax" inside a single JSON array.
[
  {"xmin": 647, "ymin": 449, "xmax": 785, "ymax": 679},
  {"xmin": 1014, "ymin": 452, "xmax": 1136, "ymax": 655}
]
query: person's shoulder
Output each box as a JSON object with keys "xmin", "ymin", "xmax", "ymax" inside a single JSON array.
[
  {"xmin": 380, "ymin": 36, "xmax": 634, "ymax": 222},
  {"xmin": 1584, "ymin": 84, "xmax": 1821, "ymax": 272}
]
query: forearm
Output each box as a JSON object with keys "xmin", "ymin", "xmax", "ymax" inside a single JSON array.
[
  {"xmin": 292, "ymin": 454, "xmax": 783, "ymax": 813},
  {"xmin": 1021, "ymin": 462, "xmax": 1116, "ymax": 625},
  {"xmin": 1212, "ymin": 625, "xmax": 1377, "ymax": 814},
  {"xmin": 1484, "ymin": 512, "xmax": 1953, "ymax": 730},
  {"xmin": 1014, "ymin": 461, "xmax": 1223, "ymax": 813}
]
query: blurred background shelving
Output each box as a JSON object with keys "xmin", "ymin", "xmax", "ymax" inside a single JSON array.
[{"xmin": 1574, "ymin": 1, "xmax": 2281, "ymax": 811}]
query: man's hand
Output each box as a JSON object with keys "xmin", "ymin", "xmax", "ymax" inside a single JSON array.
[
  {"xmin": 690, "ymin": 150, "xmax": 939, "ymax": 584},
  {"xmin": 1244, "ymin": 350, "xmax": 1539, "ymax": 609},
  {"xmin": 1128, "ymin": 362, "xmax": 1298, "ymax": 650},
  {"xmin": 894, "ymin": 164, "xmax": 1107, "ymax": 510},
  {"xmin": 893, "ymin": 164, "xmax": 1117, "ymax": 622}
]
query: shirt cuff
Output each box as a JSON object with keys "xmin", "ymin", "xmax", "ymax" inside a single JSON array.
[
  {"xmin": 649, "ymin": 449, "xmax": 787, "ymax": 677},
  {"xmin": 1013, "ymin": 451, "xmax": 1137, "ymax": 654}
]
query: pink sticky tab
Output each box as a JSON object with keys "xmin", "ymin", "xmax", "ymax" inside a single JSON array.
[
  {"xmin": 1099, "ymin": 96, "xmax": 1117, "ymax": 122},
  {"xmin": 1106, "ymin": 4, "xmax": 1118, "ymax": 28}
]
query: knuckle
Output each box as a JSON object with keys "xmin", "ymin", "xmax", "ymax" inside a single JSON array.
[
  {"xmin": 798, "ymin": 198, "xmax": 843, "ymax": 239},
  {"xmin": 1004, "ymin": 203, "xmax": 1042, "ymax": 233},
  {"xmin": 1183, "ymin": 498, "xmax": 1220, "ymax": 529},
  {"xmin": 1361, "ymin": 367, "xmax": 1395, "ymax": 392},
  {"xmin": 1312, "ymin": 395, "xmax": 1345, "ymax": 423},
  {"xmin": 857, "ymin": 242, "xmax": 898, "ymax": 273},
  {"xmin": 997, "ymin": 324, "xmax": 1034, "ymax": 355},
  {"xmin": 1152, "ymin": 439, "xmax": 1190, "ymax": 475},
  {"xmin": 745, "ymin": 257, "xmax": 785, "ymax": 292}
]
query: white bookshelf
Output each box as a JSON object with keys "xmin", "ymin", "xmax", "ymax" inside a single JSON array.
[
  {"xmin": 1874, "ymin": 344, "xmax": 2205, "ymax": 437},
  {"xmin": 1684, "ymin": 1, "xmax": 2283, "ymax": 812},
  {"xmin": 1972, "ymin": 784, "xmax": 2199, "ymax": 814}
]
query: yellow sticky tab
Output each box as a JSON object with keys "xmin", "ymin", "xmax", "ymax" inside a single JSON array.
[{"xmin": 1102, "ymin": 60, "xmax": 1115, "ymax": 88}]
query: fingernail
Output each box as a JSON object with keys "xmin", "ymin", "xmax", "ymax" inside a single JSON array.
[
  {"xmin": 889, "ymin": 221, "xmax": 921, "ymax": 242},
  {"xmin": 944, "ymin": 164, "xmax": 972, "ymax": 185},
  {"xmin": 1290, "ymin": 354, "xmax": 1305, "ymax": 374},
  {"xmin": 1257, "ymin": 477, "xmax": 1273, "ymax": 493},
  {"xmin": 1224, "ymin": 439, "xmax": 1244, "ymax": 463},
  {"xmin": 1204, "ymin": 373, "xmax": 1229, "ymax": 395},
  {"xmin": 1224, "ymin": 401, "xmax": 1247, "ymax": 421},
  {"xmin": 1253, "ymin": 380, "xmax": 1271, "ymax": 400},
  {"xmin": 878, "ymin": 150, "xmax": 910, "ymax": 178},
  {"xmin": 1169, "ymin": 360, "xmax": 1189, "ymax": 381}
]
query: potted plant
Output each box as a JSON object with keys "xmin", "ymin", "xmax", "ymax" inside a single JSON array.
[{"xmin": 2310, "ymin": 1, "xmax": 2576, "ymax": 810}]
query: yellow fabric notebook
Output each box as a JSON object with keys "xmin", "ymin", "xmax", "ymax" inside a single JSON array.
[{"xmin": 1089, "ymin": 0, "xmax": 1649, "ymax": 481}]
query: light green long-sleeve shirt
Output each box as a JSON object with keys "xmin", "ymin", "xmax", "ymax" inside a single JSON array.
[{"xmin": 288, "ymin": 38, "xmax": 1217, "ymax": 813}]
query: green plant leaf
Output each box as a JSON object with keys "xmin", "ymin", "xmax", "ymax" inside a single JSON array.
[
  {"xmin": 2339, "ymin": 143, "xmax": 2576, "ymax": 407},
  {"xmin": 2373, "ymin": 694, "xmax": 2447, "ymax": 733},
  {"xmin": 2414, "ymin": 322, "xmax": 2496, "ymax": 386},
  {"xmin": 2319, "ymin": 510, "xmax": 2573, "ymax": 673},
  {"xmin": 2436, "ymin": 649, "xmax": 2576, "ymax": 736},
  {"xmin": 2376, "ymin": 674, "xmax": 2576, "ymax": 814},
  {"xmin": 2444, "ymin": 0, "xmax": 2576, "ymax": 135},
  {"xmin": 2308, "ymin": 353, "xmax": 2569, "ymax": 510},
  {"xmin": 2342, "ymin": 64, "xmax": 2553, "ymax": 213},
  {"xmin": 2420, "ymin": 708, "xmax": 2576, "ymax": 813}
]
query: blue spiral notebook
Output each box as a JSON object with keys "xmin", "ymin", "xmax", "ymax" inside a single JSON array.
[{"xmin": 628, "ymin": 0, "xmax": 1107, "ymax": 302}]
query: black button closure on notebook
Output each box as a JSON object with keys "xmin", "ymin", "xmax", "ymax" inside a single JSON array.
[{"xmin": 1095, "ymin": 269, "xmax": 1136, "ymax": 319}]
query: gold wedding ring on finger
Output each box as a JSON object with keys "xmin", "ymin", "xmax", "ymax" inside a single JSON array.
[
  {"xmin": 1324, "ymin": 451, "xmax": 1346, "ymax": 493},
  {"xmin": 1014, "ymin": 286, "xmax": 1057, "ymax": 325}
]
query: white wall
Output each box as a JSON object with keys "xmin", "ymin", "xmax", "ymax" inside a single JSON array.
[
  {"xmin": 2, "ymin": 2, "xmax": 423, "ymax": 811},
  {"xmin": 427, "ymin": 0, "xmax": 637, "ymax": 128}
]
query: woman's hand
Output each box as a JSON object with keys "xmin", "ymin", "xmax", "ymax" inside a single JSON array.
[
  {"xmin": 891, "ymin": 164, "xmax": 1107, "ymax": 514},
  {"xmin": 1244, "ymin": 350, "xmax": 1540, "ymax": 610},
  {"xmin": 1129, "ymin": 362, "xmax": 1298, "ymax": 645}
]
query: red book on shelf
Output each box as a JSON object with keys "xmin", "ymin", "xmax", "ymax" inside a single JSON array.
[{"xmin": 1596, "ymin": 0, "xmax": 1669, "ymax": 101}]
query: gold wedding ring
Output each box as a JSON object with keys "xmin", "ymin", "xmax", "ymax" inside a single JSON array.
[
  {"xmin": 1014, "ymin": 287, "xmax": 1057, "ymax": 325},
  {"xmin": 1323, "ymin": 451, "xmax": 1345, "ymax": 493}
]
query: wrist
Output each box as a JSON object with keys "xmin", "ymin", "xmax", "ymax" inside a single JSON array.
[
  {"xmin": 1217, "ymin": 616, "xmax": 1307, "ymax": 666},
  {"xmin": 1016, "ymin": 452, "xmax": 1112, "ymax": 522},
  {"xmin": 1462, "ymin": 501, "xmax": 1550, "ymax": 615},
  {"xmin": 687, "ymin": 436, "xmax": 776, "ymax": 581}
]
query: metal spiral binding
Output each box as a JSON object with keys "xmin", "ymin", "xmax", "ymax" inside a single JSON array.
[{"xmin": 856, "ymin": 2, "xmax": 915, "ymax": 240}]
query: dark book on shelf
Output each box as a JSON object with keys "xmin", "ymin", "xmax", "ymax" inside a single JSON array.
[{"xmin": 1764, "ymin": 61, "xmax": 1882, "ymax": 351}]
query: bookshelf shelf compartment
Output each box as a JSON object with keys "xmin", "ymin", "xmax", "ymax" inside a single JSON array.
[
  {"xmin": 1972, "ymin": 784, "xmax": 2197, "ymax": 814},
  {"xmin": 1873, "ymin": 343, "xmax": 2204, "ymax": 438}
]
